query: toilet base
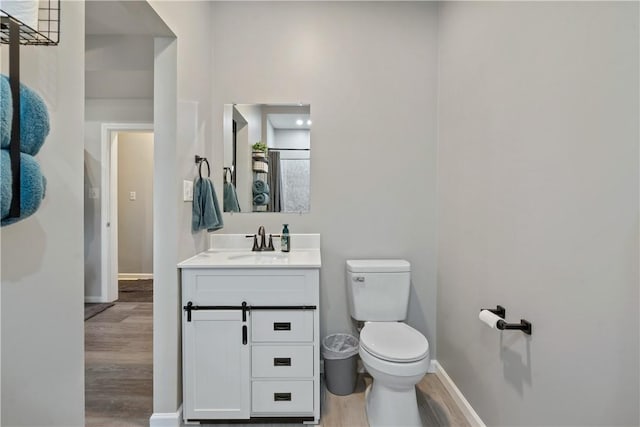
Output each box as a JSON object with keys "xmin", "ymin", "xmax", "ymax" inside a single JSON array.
[{"xmin": 364, "ymin": 382, "xmax": 422, "ymax": 427}]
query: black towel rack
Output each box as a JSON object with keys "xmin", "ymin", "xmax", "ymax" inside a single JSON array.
[
  {"xmin": 0, "ymin": 1, "xmax": 60, "ymax": 220},
  {"xmin": 2, "ymin": 17, "xmax": 21, "ymax": 218},
  {"xmin": 0, "ymin": 0, "xmax": 60, "ymax": 46},
  {"xmin": 195, "ymin": 155, "xmax": 210, "ymax": 179},
  {"xmin": 223, "ymin": 167, "xmax": 232, "ymax": 184}
]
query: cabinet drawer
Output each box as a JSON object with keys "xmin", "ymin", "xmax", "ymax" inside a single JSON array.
[
  {"xmin": 251, "ymin": 311, "xmax": 314, "ymax": 342},
  {"xmin": 252, "ymin": 346, "xmax": 313, "ymax": 378},
  {"xmin": 182, "ymin": 269, "xmax": 319, "ymax": 306},
  {"xmin": 251, "ymin": 380, "xmax": 314, "ymax": 415}
]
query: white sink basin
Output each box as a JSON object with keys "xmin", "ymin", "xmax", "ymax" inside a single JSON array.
[
  {"xmin": 178, "ymin": 234, "xmax": 321, "ymax": 269},
  {"xmin": 226, "ymin": 252, "xmax": 289, "ymax": 261}
]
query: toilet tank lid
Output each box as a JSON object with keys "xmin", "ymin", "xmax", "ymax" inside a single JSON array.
[{"xmin": 346, "ymin": 259, "xmax": 410, "ymax": 273}]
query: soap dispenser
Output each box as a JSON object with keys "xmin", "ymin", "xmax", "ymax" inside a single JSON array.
[{"xmin": 281, "ymin": 224, "xmax": 290, "ymax": 252}]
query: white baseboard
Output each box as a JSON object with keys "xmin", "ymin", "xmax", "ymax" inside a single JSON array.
[
  {"xmin": 85, "ymin": 296, "xmax": 108, "ymax": 303},
  {"xmin": 433, "ymin": 361, "xmax": 485, "ymax": 427},
  {"xmin": 118, "ymin": 273, "xmax": 153, "ymax": 280},
  {"xmin": 149, "ymin": 405, "xmax": 182, "ymax": 427},
  {"xmin": 428, "ymin": 359, "xmax": 437, "ymax": 373}
]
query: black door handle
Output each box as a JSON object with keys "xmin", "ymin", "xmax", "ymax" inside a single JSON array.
[
  {"xmin": 242, "ymin": 325, "xmax": 247, "ymax": 345},
  {"xmin": 273, "ymin": 357, "xmax": 291, "ymax": 366},
  {"xmin": 273, "ymin": 322, "xmax": 291, "ymax": 331},
  {"xmin": 274, "ymin": 392, "xmax": 292, "ymax": 401}
]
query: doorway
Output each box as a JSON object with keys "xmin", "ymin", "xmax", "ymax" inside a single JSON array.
[
  {"xmin": 83, "ymin": 2, "xmax": 176, "ymax": 425},
  {"xmin": 100, "ymin": 125, "xmax": 154, "ymax": 303},
  {"xmin": 115, "ymin": 130, "xmax": 154, "ymax": 301},
  {"xmin": 85, "ymin": 126, "xmax": 154, "ymax": 426}
]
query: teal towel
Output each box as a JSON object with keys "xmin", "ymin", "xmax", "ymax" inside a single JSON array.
[
  {"xmin": 1, "ymin": 149, "xmax": 46, "ymax": 226},
  {"xmin": 253, "ymin": 192, "xmax": 270, "ymax": 206},
  {"xmin": 192, "ymin": 177, "xmax": 223, "ymax": 232},
  {"xmin": 0, "ymin": 75, "xmax": 50, "ymax": 156},
  {"xmin": 253, "ymin": 179, "xmax": 270, "ymax": 195},
  {"xmin": 0, "ymin": 77, "xmax": 11, "ymax": 148},
  {"xmin": 223, "ymin": 181, "xmax": 240, "ymax": 213}
]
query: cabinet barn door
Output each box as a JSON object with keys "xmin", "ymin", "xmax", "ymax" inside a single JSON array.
[{"xmin": 183, "ymin": 310, "xmax": 250, "ymax": 420}]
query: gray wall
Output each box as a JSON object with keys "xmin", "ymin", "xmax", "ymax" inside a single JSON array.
[
  {"xmin": 147, "ymin": 0, "xmax": 213, "ymax": 414},
  {"xmin": 85, "ymin": 35, "xmax": 154, "ymax": 99},
  {"xmin": 211, "ymin": 1, "xmax": 439, "ymax": 351},
  {"xmin": 1, "ymin": 1, "xmax": 86, "ymax": 425},
  {"xmin": 117, "ymin": 132, "xmax": 154, "ymax": 274},
  {"xmin": 84, "ymin": 34, "xmax": 155, "ymax": 298},
  {"xmin": 437, "ymin": 2, "xmax": 639, "ymax": 425}
]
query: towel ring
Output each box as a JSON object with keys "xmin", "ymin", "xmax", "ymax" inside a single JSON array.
[
  {"xmin": 198, "ymin": 158, "xmax": 210, "ymax": 179},
  {"xmin": 223, "ymin": 167, "xmax": 231, "ymax": 183}
]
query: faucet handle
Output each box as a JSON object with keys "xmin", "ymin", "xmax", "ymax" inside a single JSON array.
[
  {"xmin": 265, "ymin": 234, "xmax": 275, "ymax": 251},
  {"xmin": 246, "ymin": 234, "xmax": 260, "ymax": 251}
]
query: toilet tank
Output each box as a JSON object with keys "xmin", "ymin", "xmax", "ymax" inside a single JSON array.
[{"xmin": 346, "ymin": 260, "xmax": 411, "ymax": 321}]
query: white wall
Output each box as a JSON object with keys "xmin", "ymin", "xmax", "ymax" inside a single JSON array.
[
  {"xmin": 437, "ymin": 2, "xmax": 639, "ymax": 425},
  {"xmin": 235, "ymin": 104, "xmax": 262, "ymax": 212},
  {"xmin": 1, "ymin": 1, "xmax": 85, "ymax": 425},
  {"xmin": 211, "ymin": 0, "xmax": 438, "ymax": 358},
  {"xmin": 272, "ymin": 130, "xmax": 309, "ymax": 149}
]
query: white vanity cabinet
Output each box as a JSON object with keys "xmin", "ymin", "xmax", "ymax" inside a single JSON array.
[{"xmin": 180, "ymin": 266, "xmax": 320, "ymax": 424}]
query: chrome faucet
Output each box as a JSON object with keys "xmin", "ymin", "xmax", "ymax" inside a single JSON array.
[{"xmin": 247, "ymin": 226, "xmax": 275, "ymax": 251}]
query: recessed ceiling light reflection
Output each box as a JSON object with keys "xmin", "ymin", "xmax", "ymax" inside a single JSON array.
[{"xmin": 296, "ymin": 119, "xmax": 304, "ymax": 126}]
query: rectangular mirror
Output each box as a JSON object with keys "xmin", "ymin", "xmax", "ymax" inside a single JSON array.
[{"xmin": 223, "ymin": 104, "xmax": 311, "ymax": 213}]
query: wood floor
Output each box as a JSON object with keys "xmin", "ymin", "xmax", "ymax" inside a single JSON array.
[
  {"xmin": 85, "ymin": 302, "xmax": 469, "ymax": 427},
  {"xmin": 85, "ymin": 302, "xmax": 153, "ymax": 427},
  {"xmin": 319, "ymin": 374, "xmax": 470, "ymax": 427}
]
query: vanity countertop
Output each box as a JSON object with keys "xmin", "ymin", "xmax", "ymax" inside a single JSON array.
[
  {"xmin": 178, "ymin": 233, "xmax": 321, "ymax": 269},
  {"xmin": 178, "ymin": 249, "xmax": 321, "ymax": 269}
]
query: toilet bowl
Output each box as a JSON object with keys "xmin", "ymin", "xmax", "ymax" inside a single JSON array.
[
  {"xmin": 359, "ymin": 321, "xmax": 429, "ymax": 427},
  {"xmin": 346, "ymin": 259, "xmax": 430, "ymax": 427}
]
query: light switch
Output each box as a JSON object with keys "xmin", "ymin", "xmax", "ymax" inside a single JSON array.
[
  {"xmin": 129, "ymin": 191, "xmax": 136, "ymax": 201},
  {"xmin": 183, "ymin": 180, "xmax": 193, "ymax": 202},
  {"xmin": 88, "ymin": 188, "xmax": 99, "ymax": 199}
]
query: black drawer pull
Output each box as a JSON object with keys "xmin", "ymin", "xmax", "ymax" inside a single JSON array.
[
  {"xmin": 274, "ymin": 357, "xmax": 291, "ymax": 366},
  {"xmin": 242, "ymin": 325, "xmax": 247, "ymax": 345},
  {"xmin": 273, "ymin": 322, "xmax": 291, "ymax": 331},
  {"xmin": 274, "ymin": 392, "xmax": 292, "ymax": 401}
]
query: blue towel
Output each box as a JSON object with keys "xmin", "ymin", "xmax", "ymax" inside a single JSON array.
[
  {"xmin": 0, "ymin": 77, "xmax": 12, "ymax": 149},
  {"xmin": 253, "ymin": 192, "xmax": 270, "ymax": 206},
  {"xmin": 253, "ymin": 179, "xmax": 270, "ymax": 195},
  {"xmin": 1, "ymin": 149, "xmax": 46, "ymax": 226},
  {"xmin": 223, "ymin": 181, "xmax": 240, "ymax": 213},
  {"xmin": 0, "ymin": 74, "xmax": 50, "ymax": 156},
  {"xmin": 192, "ymin": 177, "xmax": 223, "ymax": 232}
]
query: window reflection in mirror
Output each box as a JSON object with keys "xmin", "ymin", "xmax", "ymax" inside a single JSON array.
[{"xmin": 223, "ymin": 104, "xmax": 311, "ymax": 213}]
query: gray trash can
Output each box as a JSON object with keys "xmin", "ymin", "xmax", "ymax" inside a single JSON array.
[{"xmin": 322, "ymin": 333, "xmax": 359, "ymax": 396}]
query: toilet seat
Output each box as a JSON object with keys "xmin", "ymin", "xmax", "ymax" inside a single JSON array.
[
  {"xmin": 360, "ymin": 344, "xmax": 430, "ymax": 378},
  {"xmin": 360, "ymin": 322, "xmax": 429, "ymax": 363}
]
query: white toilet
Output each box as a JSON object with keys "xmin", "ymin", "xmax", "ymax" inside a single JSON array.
[{"xmin": 346, "ymin": 260, "xmax": 429, "ymax": 427}]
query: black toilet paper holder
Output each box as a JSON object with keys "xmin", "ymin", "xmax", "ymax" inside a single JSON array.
[
  {"xmin": 480, "ymin": 305, "xmax": 532, "ymax": 335},
  {"xmin": 481, "ymin": 305, "xmax": 506, "ymax": 319}
]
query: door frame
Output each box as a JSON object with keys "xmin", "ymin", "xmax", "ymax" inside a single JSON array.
[{"xmin": 100, "ymin": 122, "xmax": 154, "ymax": 303}]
